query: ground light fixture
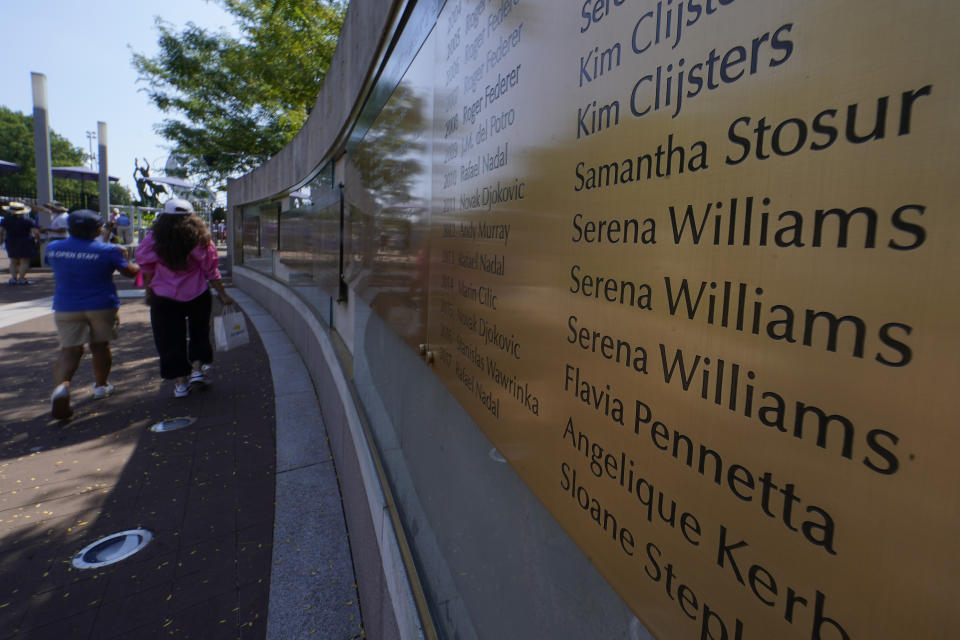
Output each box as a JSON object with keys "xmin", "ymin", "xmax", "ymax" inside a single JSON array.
[
  {"xmin": 71, "ymin": 529, "xmax": 153, "ymax": 569},
  {"xmin": 149, "ymin": 416, "xmax": 197, "ymax": 433}
]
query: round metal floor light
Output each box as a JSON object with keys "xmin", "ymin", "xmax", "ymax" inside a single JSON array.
[
  {"xmin": 149, "ymin": 416, "xmax": 197, "ymax": 433},
  {"xmin": 72, "ymin": 529, "xmax": 153, "ymax": 569}
]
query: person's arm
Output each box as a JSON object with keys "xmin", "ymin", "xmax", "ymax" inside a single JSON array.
[
  {"xmin": 134, "ymin": 234, "xmax": 157, "ymax": 302},
  {"xmin": 140, "ymin": 271, "xmax": 155, "ymax": 305},
  {"xmin": 119, "ymin": 261, "xmax": 140, "ymax": 278},
  {"xmin": 208, "ymin": 278, "xmax": 234, "ymax": 306},
  {"xmin": 112, "ymin": 245, "xmax": 139, "ymax": 278},
  {"xmin": 196, "ymin": 240, "xmax": 233, "ymax": 305}
]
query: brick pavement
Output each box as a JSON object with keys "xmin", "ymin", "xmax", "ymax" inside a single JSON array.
[{"xmin": 0, "ymin": 265, "xmax": 277, "ymax": 639}]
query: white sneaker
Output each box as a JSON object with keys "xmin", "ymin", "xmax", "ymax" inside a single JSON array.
[
  {"xmin": 51, "ymin": 383, "xmax": 72, "ymax": 419},
  {"xmin": 174, "ymin": 383, "xmax": 190, "ymax": 398},
  {"xmin": 93, "ymin": 383, "xmax": 115, "ymax": 399},
  {"xmin": 189, "ymin": 370, "xmax": 208, "ymax": 387}
]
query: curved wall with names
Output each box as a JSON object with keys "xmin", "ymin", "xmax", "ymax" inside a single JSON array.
[{"xmin": 229, "ymin": 1, "xmax": 960, "ymax": 638}]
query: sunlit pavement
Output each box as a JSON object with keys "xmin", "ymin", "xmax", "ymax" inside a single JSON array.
[{"xmin": 0, "ymin": 264, "xmax": 277, "ymax": 639}]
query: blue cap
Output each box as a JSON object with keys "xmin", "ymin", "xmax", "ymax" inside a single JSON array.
[{"xmin": 67, "ymin": 209, "xmax": 102, "ymax": 233}]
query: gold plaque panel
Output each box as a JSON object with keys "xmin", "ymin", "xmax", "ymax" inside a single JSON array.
[{"xmin": 353, "ymin": 1, "xmax": 960, "ymax": 637}]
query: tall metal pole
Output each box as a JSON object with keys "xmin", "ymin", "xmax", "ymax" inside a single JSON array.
[
  {"xmin": 97, "ymin": 122, "xmax": 109, "ymax": 219},
  {"xmin": 31, "ymin": 72, "xmax": 53, "ymax": 229}
]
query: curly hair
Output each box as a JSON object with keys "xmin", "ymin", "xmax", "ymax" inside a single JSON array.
[{"xmin": 151, "ymin": 214, "xmax": 212, "ymax": 271}]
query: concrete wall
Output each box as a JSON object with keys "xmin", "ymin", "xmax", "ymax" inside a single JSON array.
[{"xmin": 235, "ymin": 267, "xmax": 419, "ymax": 640}]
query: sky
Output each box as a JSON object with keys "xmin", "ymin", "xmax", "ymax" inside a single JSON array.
[{"xmin": 0, "ymin": 0, "xmax": 239, "ymax": 198}]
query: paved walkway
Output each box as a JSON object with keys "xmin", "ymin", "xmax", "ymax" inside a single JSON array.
[{"xmin": 0, "ymin": 259, "xmax": 362, "ymax": 639}]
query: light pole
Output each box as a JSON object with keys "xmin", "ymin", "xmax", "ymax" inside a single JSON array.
[{"xmin": 85, "ymin": 130, "xmax": 97, "ymax": 169}]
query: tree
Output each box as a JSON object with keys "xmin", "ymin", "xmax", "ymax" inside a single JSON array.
[
  {"xmin": 132, "ymin": 0, "xmax": 346, "ymax": 187},
  {"xmin": 0, "ymin": 105, "xmax": 82, "ymax": 196},
  {"xmin": 110, "ymin": 183, "xmax": 134, "ymax": 206},
  {"xmin": 0, "ymin": 105, "xmax": 133, "ymax": 207}
]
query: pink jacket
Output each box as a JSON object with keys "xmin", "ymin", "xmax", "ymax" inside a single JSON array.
[{"xmin": 135, "ymin": 231, "xmax": 221, "ymax": 302}]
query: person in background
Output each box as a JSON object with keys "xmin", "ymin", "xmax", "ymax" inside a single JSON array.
[
  {"xmin": 46, "ymin": 210, "xmax": 140, "ymax": 419},
  {"xmin": 0, "ymin": 201, "xmax": 41, "ymax": 284},
  {"xmin": 44, "ymin": 201, "xmax": 70, "ymax": 239},
  {"xmin": 115, "ymin": 208, "xmax": 133, "ymax": 245},
  {"xmin": 40, "ymin": 201, "xmax": 69, "ymax": 262},
  {"xmin": 135, "ymin": 198, "xmax": 234, "ymax": 398},
  {"xmin": 103, "ymin": 207, "xmax": 120, "ymax": 244}
]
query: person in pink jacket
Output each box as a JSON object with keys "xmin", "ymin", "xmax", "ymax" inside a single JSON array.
[{"xmin": 135, "ymin": 199, "xmax": 234, "ymax": 398}]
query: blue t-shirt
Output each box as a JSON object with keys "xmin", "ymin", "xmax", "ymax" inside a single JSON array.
[{"xmin": 46, "ymin": 237, "xmax": 128, "ymax": 311}]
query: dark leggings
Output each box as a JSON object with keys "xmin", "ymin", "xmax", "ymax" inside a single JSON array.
[{"xmin": 150, "ymin": 290, "xmax": 213, "ymax": 379}]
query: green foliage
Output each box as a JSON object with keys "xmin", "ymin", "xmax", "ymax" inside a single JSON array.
[
  {"xmin": 0, "ymin": 105, "xmax": 134, "ymax": 207},
  {"xmin": 110, "ymin": 183, "xmax": 133, "ymax": 205},
  {"xmin": 0, "ymin": 105, "xmax": 82, "ymax": 194},
  {"xmin": 132, "ymin": 0, "xmax": 346, "ymax": 187}
]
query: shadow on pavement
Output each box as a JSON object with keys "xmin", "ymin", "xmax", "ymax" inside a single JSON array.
[{"xmin": 0, "ymin": 290, "xmax": 277, "ymax": 639}]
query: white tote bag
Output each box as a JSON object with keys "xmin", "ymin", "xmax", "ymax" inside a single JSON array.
[{"xmin": 213, "ymin": 307, "xmax": 250, "ymax": 351}]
